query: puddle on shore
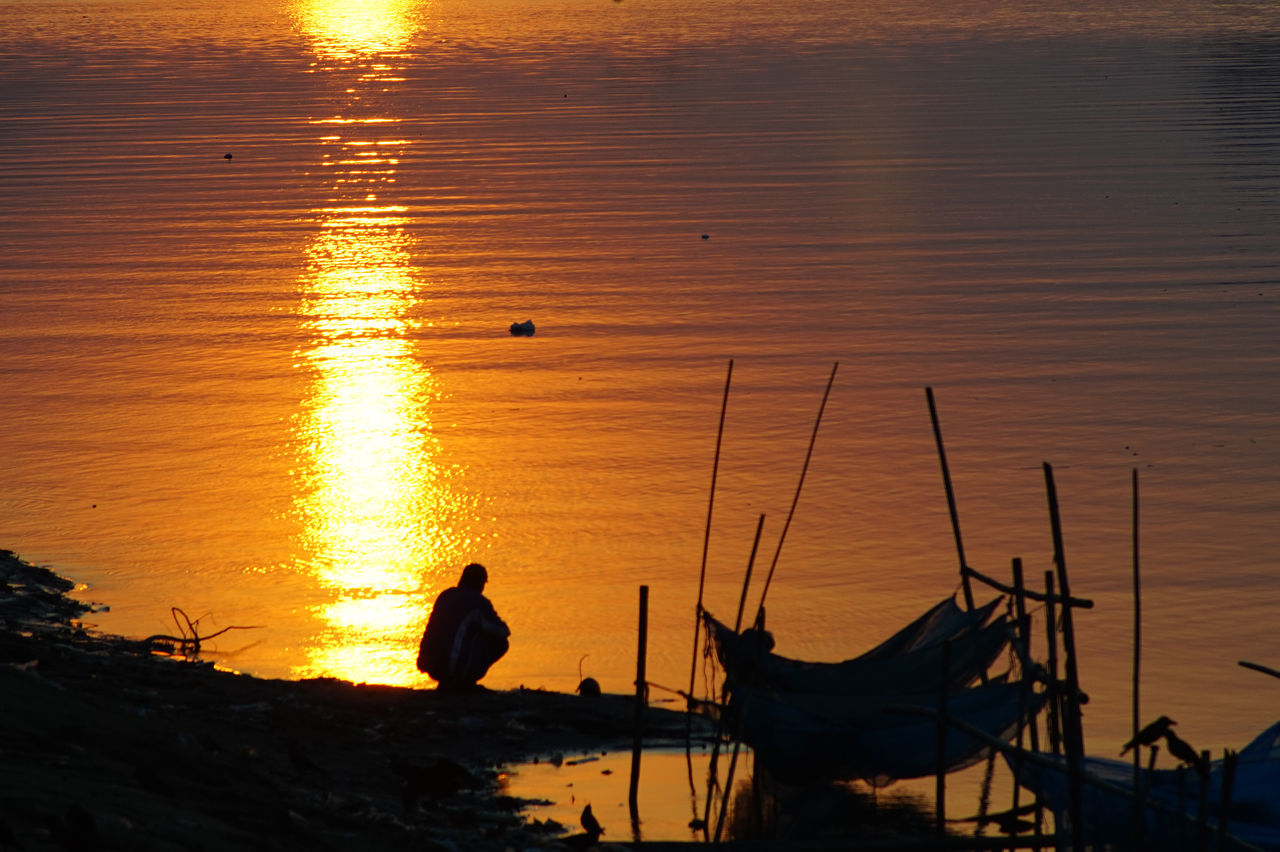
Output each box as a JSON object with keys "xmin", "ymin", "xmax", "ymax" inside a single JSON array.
[
  {"xmin": 504, "ymin": 742, "xmax": 1038, "ymax": 845},
  {"xmin": 503, "ymin": 744, "xmax": 718, "ymax": 843}
]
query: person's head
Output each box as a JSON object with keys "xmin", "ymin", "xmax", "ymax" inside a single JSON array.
[{"xmin": 459, "ymin": 562, "xmax": 488, "ymax": 592}]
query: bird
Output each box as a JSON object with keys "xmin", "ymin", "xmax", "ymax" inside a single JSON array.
[
  {"xmin": 1120, "ymin": 715, "xmax": 1176, "ymax": 755},
  {"xmin": 1163, "ymin": 730, "xmax": 1206, "ymax": 772},
  {"xmin": 580, "ymin": 803, "xmax": 603, "ymax": 839}
]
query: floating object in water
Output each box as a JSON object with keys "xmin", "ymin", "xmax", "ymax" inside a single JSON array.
[
  {"xmin": 223, "ymin": 153, "xmax": 232, "ymax": 160},
  {"xmin": 509, "ymin": 319, "xmax": 535, "ymax": 336}
]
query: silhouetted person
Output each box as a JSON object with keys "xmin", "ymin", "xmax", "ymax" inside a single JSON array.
[{"xmin": 417, "ymin": 563, "xmax": 509, "ymax": 692}]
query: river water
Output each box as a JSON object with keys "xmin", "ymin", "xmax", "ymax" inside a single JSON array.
[{"xmin": 3, "ymin": 0, "xmax": 1280, "ymax": 816}]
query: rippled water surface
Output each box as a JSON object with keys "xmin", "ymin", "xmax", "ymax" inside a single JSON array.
[{"xmin": 4, "ymin": 0, "xmax": 1280, "ymax": 798}]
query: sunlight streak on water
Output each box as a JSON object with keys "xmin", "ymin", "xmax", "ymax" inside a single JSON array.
[
  {"xmin": 294, "ymin": 0, "xmax": 426, "ymax": 61},
  {"xmin": 288, "ymin": 0, "xmax": 479, "ymax": 684}
]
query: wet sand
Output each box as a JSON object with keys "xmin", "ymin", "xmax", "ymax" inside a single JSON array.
[{"xmin": 0, "ymin": 550, "xmax": 698, "ymax": 851}]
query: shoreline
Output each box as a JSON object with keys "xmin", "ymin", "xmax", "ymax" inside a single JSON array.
[{"xmin": 0, "ymin": 549, "xmax": 698, "ymax": 851}]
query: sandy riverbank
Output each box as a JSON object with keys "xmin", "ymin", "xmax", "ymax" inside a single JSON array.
[{"xmin": 0, "ymin": 550, "xmax": 699, "ymax": 851}]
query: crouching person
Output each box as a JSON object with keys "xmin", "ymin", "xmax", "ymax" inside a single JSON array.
[{"xmin": 417, "ymin": 563, "xmax": 510, "ymax": 692}]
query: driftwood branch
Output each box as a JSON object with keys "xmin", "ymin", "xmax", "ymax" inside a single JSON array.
[{"xmin": 143, "ymin": 607, "xmax": 261, "ymax": 657}]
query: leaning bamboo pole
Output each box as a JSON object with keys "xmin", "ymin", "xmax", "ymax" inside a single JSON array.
[
  {"xmin": 687, "ymin": 359, "xmax": 733, "ymax": 709},
  {"xmin": 925, "ymin": 386, "xmax": 977, "ymax": 612},
  {"xmin": 752, "ymin": 361, "xmax": 838, "ymax": 624}
]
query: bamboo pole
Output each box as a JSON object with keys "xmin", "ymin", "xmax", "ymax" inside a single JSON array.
[
  {"xmin": 733, "ymin": 515, "xmax": 766, "ymax": 633},
  {"xmin": 926, "ymin": 386, "xmax": 976, "ymax": 612},
  {"xmin": 1219, "ymin": 749, "xmax": 1239, "ymax": 851},
  {"xmin": 1238, "ymin": 660, "xmax": 1280, "ymax": 680},
  {"xmin": 701, "ymin": 525, "xmax": 768, "ymax": 839},
  {"xmin": 630, "ymin": 584, "xmax": 649, "ymax": 831},
  {"xmin": 962, "ymin": 564, "xmax": 1094, "ymax": 609},
  {"xmin": 753, "ymin": 361, "xmax": 838, "ymax": 623},
  {"xmin": 688, "ymin": 359, "xmax": 733, "ymax": 708},
  {"xmin": 1044, "ymin": 571, "xmax": 1061, "ymax": 757},
  {"xmin": 1131, "ymin": 468, "xmax": 1144, "ymax": 845},
  {"xmin": 1010, "ymin": 558, "xmax": 1045, "ymax": 848},
  {"xmin": 1043, "ymin": 462, "xmax": 1084, "ymax": 852},
  {"xmin": 935, "ymin": 639, "xmax": 952, "ymax": 839}
]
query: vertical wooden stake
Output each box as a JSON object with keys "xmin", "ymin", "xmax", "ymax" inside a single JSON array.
[
  {"xmin": 630, "ymin": 584, "xmax": 649, "ymax": 829},
  {"xmin": 1131, "ymin": 468, "xmax": 1144, "ymax": 844},
  {"xmin": 1219, "ymin": 749, "xmax": 1239, "ymax": 850},
  {"xmin": 1196, "ymin": 749, "xmax": 1211, "ymax": 852},
  {"xmin": 935, "ymin": 639, "xmax": 952, "ymax": 839},
  {"xmin": 1043, "ymin": 462, "xmax": 1084, "ymax": 852},
  {"xmin": 1044, "ymin": 570, "xmax": 1061, "ymax": 756},
  {"xmin": 1011, "ymin": 557, "xmax": 1044, "ymax": 840}
]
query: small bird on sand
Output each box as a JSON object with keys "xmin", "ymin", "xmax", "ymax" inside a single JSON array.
[
  {"xmin": 1120, "ymin": 715, "xmax": 1177, "ymax": 755},
  {"xmin": 581, "ymin": 803, "xmax": 603, "ymax": 839},
  {"xmin": 1163, "ymin": 730, "xmax": 1206, "ymax": 772}
]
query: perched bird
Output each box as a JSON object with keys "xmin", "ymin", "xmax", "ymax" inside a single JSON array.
[
  {"xmin": 1121, "ymin": 715, "xmax": 1177, "ymax": 755},
  {"xmin": 581, "ymin": 803, "xmax": 603, "ymax": 839},
  {"xmin": 1163, "ymin": 730, "xmax": 1206, "ymax": 772},
  {"xmin": 558, "ymin": 804, "xmax": 605, "ymax": 851}
]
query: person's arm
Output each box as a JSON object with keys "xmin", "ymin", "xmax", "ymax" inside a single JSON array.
[{"xmin": 479, "ymin": 599, "xmax": 510, "ymax": 637}]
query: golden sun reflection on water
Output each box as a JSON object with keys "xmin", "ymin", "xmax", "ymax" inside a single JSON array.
[
  {"xmin": 294, "ymin": 0, "xmax": 424, "ymax": 61},
  {"xmin": 294, "ymin": 213, "xmax": 476, "ymax": 685},
  {"xmin": 291, "ymin": 0, "xmax": 475, "ymax": 686}
]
